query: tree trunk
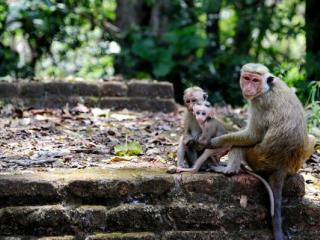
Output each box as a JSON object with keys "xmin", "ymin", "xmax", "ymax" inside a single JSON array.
[
  {"xmin": 204, "ymin": 0, "xmax": 222, "ymax": 59},
  {"xmin": 306, "ymin": 0, "xmax": 320, "ymax": 82}
]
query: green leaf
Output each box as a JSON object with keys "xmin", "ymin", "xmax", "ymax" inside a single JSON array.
[
  {"xmin": 114, "ymin": 141, "xmax": 143, "ymax": 156},
  {"xmin": 114, "ymin": 143, "xmax": 128, "ymax": 156},
  {"xmin": 152, "ymin": 49, "xmax": 174, "ymax": 77},
  {"xmin": 153, "ymin": 62, "xmax": 172, "ymax": 77},
  {"xmin": 127, "ymin": 141, "xmax": 143, "ymax": 155},
  {"xmin": 132, "ymin": 39, "xmax": 156, "ymax": 60}
]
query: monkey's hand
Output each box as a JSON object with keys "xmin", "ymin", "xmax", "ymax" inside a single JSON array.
[
  {"xmin": 197, "ymin": 136, "xmax": 208, "ymax": 146},
  {"xmin": 206, "ymin": 137, "xmax": 223, "ymax": 149},
  {"xmin": 183, "ymin": 135, "xmax": 194, "ymax": 146}
]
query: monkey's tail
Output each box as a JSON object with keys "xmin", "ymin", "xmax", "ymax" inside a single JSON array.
[{"xmin": 241, "ymin": 166, "xmax": 275, "ymax": 217}]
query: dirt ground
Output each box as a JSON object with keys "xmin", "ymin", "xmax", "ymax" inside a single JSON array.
[{"xmin": 0, "ymin": 103, "xmax": 319, "ymax": 203}]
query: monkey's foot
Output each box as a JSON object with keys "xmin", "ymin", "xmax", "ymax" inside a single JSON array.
[
  {"xmin": 283, "ymin": 173, "xmax": 305, "ymax": 198},
  {"xmin": 176, "ymin": 167, "xmax": 197, "ymax": 173},
  {"xmin": 166, "ymin": 166, "xmax": 177, "ymax": 174}
]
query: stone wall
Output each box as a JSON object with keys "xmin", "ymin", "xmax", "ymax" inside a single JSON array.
[
  {"xmin": 0, "ymin": 168, "xmax": 319, "ymax": 239},
  {"xmin": 0, "ymin": 80, "xmax": 176, "ymax": 112}
]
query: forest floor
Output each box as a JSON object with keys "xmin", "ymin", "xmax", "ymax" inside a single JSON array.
[{"xmin": 0, "ymin": 103, "xmax": 319, "ymax": 202}]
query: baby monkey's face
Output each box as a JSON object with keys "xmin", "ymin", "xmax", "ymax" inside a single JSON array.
[{"xmin": 193, "ymin": 102, "xmax": 213, "ymax": 125}]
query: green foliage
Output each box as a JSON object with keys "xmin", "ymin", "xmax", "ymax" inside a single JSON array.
[
  {"xmin": 306, "ymin": 81, "xmax": 320, "ymax": 129},
  {"xmin": 0, "ymin": 0, "xmax": 315, "ymax": 105},
  {"xmin": 0, "ymin": 0, "xmax": 116, "ymax": 78},
  {"xmin": 114, "ymin": 140, "xmax": 143, "ymax": 156}
]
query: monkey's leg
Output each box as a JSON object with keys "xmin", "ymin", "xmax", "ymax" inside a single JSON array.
[
  {"xmin": 211, "ymin": 147, "xmax": 243, "ymax": 174},
  {"xmin": 177, "ymin": 137, "xmax": 190, "ymax": 168},
  {"xmin": 176, "ymin": 149, "xmax": 213, "ymax": 173},
  {"xmin": 177, "ymin": 148, "xmax": 227, "ymax": 173},
  {"xmin": 269, "ymin": 170, "xmax": 286, "ymax": 240}
]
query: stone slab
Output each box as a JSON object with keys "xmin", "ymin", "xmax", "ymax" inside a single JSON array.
[
  {"xmin": 100, "ymin": 82, "xmax": 128, "ymax": 97},
  {"xmin": 0, "ymin": 82, "xmax": 19, "ymax": 97},
  {"xmin": 99, "ymin": 97, "xmax": 176, "ymax": 112},
  {"xmin": 128, "ymin": 81, "xmax": 174, "ymax": 99},
  {"xmin": 43, "ymin": 82, "xmax": 100, "ymax": 96}
]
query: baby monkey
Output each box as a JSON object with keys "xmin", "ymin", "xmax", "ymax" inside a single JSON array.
[
  {"xmin": 176, "ymin": 86, "xmax": 209, "ymax": 169},
  {"xmin": 176, "ymin": 101, "xmax": 229, "ymax": 172}
]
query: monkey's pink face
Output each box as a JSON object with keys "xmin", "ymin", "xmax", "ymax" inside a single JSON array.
[
  {"xmin": 193, "ymin": 104, "xmax": 212, "ymax": 125},
  {"xmin": 184, "ymin": 91, "xmax": 207, "ymax": 111},
  {"xmin": 240, "ymin": 72, "xmax": 263, "ymax": 100}
]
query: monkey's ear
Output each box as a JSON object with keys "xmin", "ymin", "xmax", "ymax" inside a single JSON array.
[
  {"xmin": 203, "ymin": 93, "xmax": 208, "ymax": 100},
  {"xmin": 267, "ymin": 76, "xmax": 274, "ymax": 85},
  {"xmin": 209, "ymin": 108, "xmax": 215, "ymax": 119}
]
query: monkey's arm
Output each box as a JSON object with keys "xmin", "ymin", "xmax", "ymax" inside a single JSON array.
[
  {"xmin": 207, "ymin": 127, "xmax": 263, "ymax": 148},
  {"xmin": 177, "ymin": 137, "xmax": 189, "ymax": 168}
]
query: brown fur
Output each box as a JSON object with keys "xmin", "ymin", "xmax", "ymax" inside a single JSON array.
[
  {"xmin": 177, "ymin": 106, "xmax": 229, "ymax": 173},
  {"xmin": 208, "ymin": 63, "xmax": 315, "ymax": 240},
  {"xmin": 198, "ymin": 117, "xmax": 226, "ymax": 145},
  {"xmin": 210, "ymin": 78, "xmax": 314, "ymax": 175}
]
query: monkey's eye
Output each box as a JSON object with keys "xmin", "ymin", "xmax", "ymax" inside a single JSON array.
[
  {"xmin": 196, "ymin": 111, "xmax": 200, "ymax": 115},
  {"xmin": 202, "ymin": 112, "xmax": 206, "ymax": 116},
  {"xmin": 244, "ymin": 76, "xmax": 250, "ymax": 81},
  {"xmin": 252, "ymin": 78, "xmax": 259, "ymax": 83},
  {"xmin": 186, "ymin": 100, "xmax": 190, "ymax": 103},
  {"xmin": 192, "ymin": 99, "xmax": 196, "ymax": 103}
]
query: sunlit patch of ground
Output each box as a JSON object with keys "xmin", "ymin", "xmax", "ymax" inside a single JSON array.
[{"xmin": 0, "ymin": 103, "xmax": 319, "ymax": 203}]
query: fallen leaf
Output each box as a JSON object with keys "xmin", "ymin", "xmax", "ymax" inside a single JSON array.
[
  {"xmin": 71, "ymin": 103, "xmax": 89, "ymax": 114},
  {"xmin": 102, "ymin": 156, "xmax": 136, "ymax": 163},
  {"xmin": 111, "ymin": 113, "xmax": 137, "ymax": 121},
  {"xmin": 91, "ymin": 108, "xmax": 110, "ymax": 117},
  {"xmin": 240, "ymin": 195, "xmax": 248, "ymax": 208}
]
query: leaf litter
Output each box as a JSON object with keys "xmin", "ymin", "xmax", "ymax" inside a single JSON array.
[{"xmin": 0, "ymin": 103, "xmax": 319, "ymax": 203}]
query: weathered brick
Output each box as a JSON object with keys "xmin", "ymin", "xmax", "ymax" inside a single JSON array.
[
  {"xmin": 128, "ymin": 80, "xmax": 174, "ymax": 98},
  {"xmin": 101, "ymin": 82, "xmax": 127, "ymax": 97},
  {"xmin": 105, "ymin": 204, "xmax": 169, "ymax": 231},
  {"xmin": 87, "ymin": 232, "xmax": 156, "ymax": 240},
  {"xmin": 20, "ymin": 82, "xmax": 45, "ymax": 97},
  {"xmin": 70, "ymin": 206, "xmax": 107, "ymax": 231},
  {"xmin": 64, "ymin": 179, "xmax": 134, "ymax": 204},
  {"xmin": 19, "ymin": 96, "xmax": 100, "ymax": 108},
  {"xmin": 0, "ymin": 205, "xmax": 71, "ymax": 235},
  {"xmin": 99, "ymin": 97, "xmax": 176, "ymax": 112},
  {"xmin": 162, "ymin": 230, "xmax": 273, "ymax": 240},
  {"xmin": 0, "ymin": 179, "xmax": 60, "ymax": 206},
  {"xmin": 166, "ymin": 202, "xmax": 268, "ymax": 231},
  {"xmin": 44, "ymin": 82, "xmax": 99, "ymax": 96},
  {"xmin": 0, "ymin": 82, "xmax": 18, "ymax": 97}
]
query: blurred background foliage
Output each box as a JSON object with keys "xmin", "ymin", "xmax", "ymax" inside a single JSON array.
[{"xmin": 0, "ymin": 0, "xmax": 319, "ymax": 106}]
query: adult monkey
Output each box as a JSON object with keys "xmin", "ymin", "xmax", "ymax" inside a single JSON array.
[{"xmin": 207, "ymin": 63, "xmax": 315, "ymax": 240}]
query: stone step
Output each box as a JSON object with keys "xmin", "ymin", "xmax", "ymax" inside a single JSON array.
[
  {"xmin": 0, "ymin": 168, "xmax": 319, "ymax": 238},
  {"xmin": 0, "ymin": 202, "xmax": 319, "ymax": 236},
  {"xmin": 0, "ymin": 81, "xmax": 174, "ymax": 99},
  {"xmin": 0, "ymin": 80, "xmax": 176, "ymax": 112},
  {"xmin": 0, "ymin": 168, "xmax": 298, "ymax": 207},
  {"xmin": 1, "ymin": 230, "xmax": 320, "ymax": 240}
]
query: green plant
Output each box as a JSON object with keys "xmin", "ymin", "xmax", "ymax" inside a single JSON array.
[
  {"xmin": 306, "ymin": 81, "xmax": 320, "ymax": 129},
  {"xmin": 114, "ymin": 137, "xmax": 143, "ymax": 156}
]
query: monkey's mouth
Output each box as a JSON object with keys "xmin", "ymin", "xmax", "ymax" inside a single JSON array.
[{"xmin": 243, "ymin": 93, "xmax": 255, "ymax": 99}]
